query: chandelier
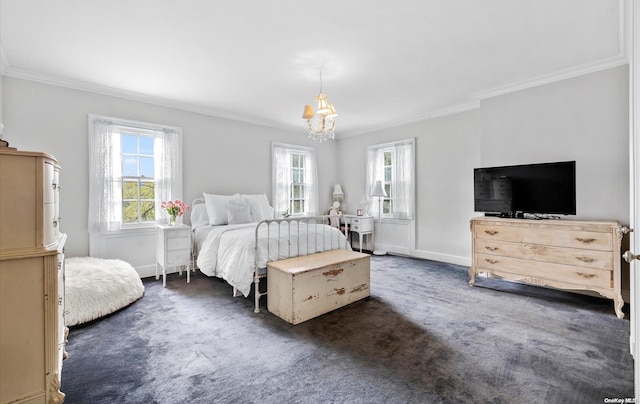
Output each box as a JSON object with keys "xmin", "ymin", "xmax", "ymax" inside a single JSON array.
[{"xmin": 302, "ymin": 69, "xmax": 338, "ymax": 141}]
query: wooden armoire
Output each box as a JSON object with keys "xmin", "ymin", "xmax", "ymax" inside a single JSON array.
[{"xmin": 0, "ymin": 147, "xmax": 67, "ymax": 403}]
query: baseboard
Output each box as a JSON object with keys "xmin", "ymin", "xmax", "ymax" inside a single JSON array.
[
  {"xmin": 135, "ymin": 263, "xmax": 189, "ymax": 279},
  {"xmin": 412, "ymin": 249, "xmax": 471, "ymax": 267}
]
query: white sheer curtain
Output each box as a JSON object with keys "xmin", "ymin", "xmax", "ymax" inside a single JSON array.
[
  {"xmin": 88, "ymin": 115, "xmax": 183, "ymax": 232},
  {"xmin": 88, "ymin": 119, "xmax": 122, "ymax": 232},
  {"xmin": 366, "ymin": 138, "xmax": 415, "ymax": 220},
  {"xmin": 154, "ymin": 128, "xmax": 183, "ymax": 217},
  {"xmin": 272, "ymin": 142, "xmax": 318, "ymax": 216}
]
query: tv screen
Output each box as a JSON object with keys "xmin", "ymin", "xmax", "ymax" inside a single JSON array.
[{"xmin": 474, "ymin": 161, "xmax": 576, "ymax": 216}]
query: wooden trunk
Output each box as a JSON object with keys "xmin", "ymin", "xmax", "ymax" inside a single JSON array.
[{"xmin": 267, "ymin": 250, "xmax": 370, "ymax": 325}]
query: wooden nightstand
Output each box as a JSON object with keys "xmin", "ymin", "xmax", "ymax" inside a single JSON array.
[
  {"xmin": 156, "ymin": 223, "xmax": 191, "ymax": 287},
  {"xmin": 343, "ymin": 215, "xmax": 374, "ymax": 253}
]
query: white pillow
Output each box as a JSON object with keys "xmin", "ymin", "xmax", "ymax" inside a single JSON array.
[
  {"xmin": 254, "ymin": 194, "xmax": 273, "ymax": 220},
  {"xmin": 227, "ymin": 195, "xmax": 252, "ymax": 224},
  {"xmin": 203, "ymin": 193, "xmax": 234, "ymax": 225},
  {"xmin": 189, "ymin": 203, "xmax": 209, "ymax": 228},
  {"xmin": 241, "ymin": 194, "xmax": 266, "ymax": 222}
]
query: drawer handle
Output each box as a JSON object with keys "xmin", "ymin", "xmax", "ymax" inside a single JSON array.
[
  {"xmin": 484, "ymin": 258, "xmax": 498, "ymax": 264},
  {"xmin": 484, "ymin": 246, "xmax": 498, "ymax": 252},
  {"xmin": 576, "ymin": 237, "xmax": 596, "ymax": 244},
  {"xmin": 58, "ymin": 297, "xmax": 63, "ymax": 306},
  {"xmin": 576, "ymin": 256, "xmax": 596, "ymax": 263},
  {"xmin": 484, "ymin": 230, "xmax": 498, "ymax": 236},
  {"xmin": 53, "ymin": 219, "xmax": 59, "ymax": 227},
  {"xmin": 577, "ymin": 272, "xmax": 597, "ymax": 279}
]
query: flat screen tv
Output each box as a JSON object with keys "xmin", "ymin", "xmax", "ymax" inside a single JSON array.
[{"xmin": 474, "ymin": 161, "xmax": 576, "ymax": 217}]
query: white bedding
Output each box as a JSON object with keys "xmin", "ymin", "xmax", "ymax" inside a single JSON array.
[{"xmin": 196, "ymin": 221, "xmax": 350, "ymax": 297}]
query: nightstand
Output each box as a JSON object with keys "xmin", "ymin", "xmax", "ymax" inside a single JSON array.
[
  {"xmin": 156, "ymin": 223, "xmax": 191, "ymax": 287},
  {"xmin": 343, "ymin": 215, "xmax": 374, "ymax": 253}
]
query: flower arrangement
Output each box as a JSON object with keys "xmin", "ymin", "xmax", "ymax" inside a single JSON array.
[{"xmin": 161, "ymin": 199, "xmax": 189, "ymax": 225}]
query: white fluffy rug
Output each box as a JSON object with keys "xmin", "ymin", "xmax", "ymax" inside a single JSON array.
[{"xmin": 65, "ymin": 257, "xmax": 145, "ymax": 326}]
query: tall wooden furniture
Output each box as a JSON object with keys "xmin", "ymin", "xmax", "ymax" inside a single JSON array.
[
  {"xmin": 470, "ymin": 216, "xmax": 627, "ymax": 318},
  {"xmin": 0, "ymin": 149, "xmax": 67, "ymax": 403}
]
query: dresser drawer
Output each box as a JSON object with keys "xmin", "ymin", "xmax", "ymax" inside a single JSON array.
[
  {"xmin": 43, "ymin": 203, "xmax": 57, "ymax": 247},
  {"xmin": 474, "ymin": 239, "xmax": 613, "ymax": 270},
  {"xmin": 475, "ymin": 253, "xmax": 612, "ymax": 289},
  {"xmin": 166, "ymin": 250, "xmax": 190, "ymax": 266},
  {"xmin": 167, "ymin": 236, "xmax": 190, "ymax": 250},
  {"xmin": 350, "ymin": 217, "xmax": 373, "ymax": 232},
  {"xmin": 43, "ymin": 161, "xmax": 57, "ymax": 203},
  {"xmin": 474, "ymin": 224, "xmax": 613, "ymax": 251}
]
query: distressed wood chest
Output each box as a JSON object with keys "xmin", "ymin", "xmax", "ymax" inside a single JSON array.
[{"xmin": 267, "ymin": 249, "xmax": 370, "ymax": 324}]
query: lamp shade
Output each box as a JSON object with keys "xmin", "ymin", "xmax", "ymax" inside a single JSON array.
[
  {"xmin": 371, "ymin": 180, "xmax": 387, "ymax": 197},
  {"xmin": 302, "ymin": 105, "xmax": 314, "ymax": 120},
  {"xmin": 333, "ymin": 184, "xmax": 344, "ymax": 197}
]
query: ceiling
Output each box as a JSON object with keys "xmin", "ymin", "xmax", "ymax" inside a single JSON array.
[{"xmin": 0, "ymin": 0, "xmax": 627, "ymax": 137}]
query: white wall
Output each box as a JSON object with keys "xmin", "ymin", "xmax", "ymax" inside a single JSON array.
[
  {"xmin": 337, "ymin": 65, "xmax": 629, "ymax": 265},
  {"xmin": 1, "ymin": 64, "xmax": 629, "ymax": 269},
  {"xmin": 336, "ymin": 109, "xmax": 480, "ymax": 264},
  {"xmin": 2, "ymin": 77, "xmax": 339, "ymax": 259},
  {"xmin": 480, "ymin": 65, "xmax": 629, "ymax": 223}
]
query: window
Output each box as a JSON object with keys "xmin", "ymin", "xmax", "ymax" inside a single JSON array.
[
  {"xmin": 290, "ymin": 153, "xmax": 307, "ymax": 214},
  {"xmin": 272, "ymin": 143, "xmax": 318, "ymax": 217},
  {"xmin": 366, "ymin": 139, "xmax": 415, "ymax": 220},
  {"xmin": 88, "ymin": 115, "xmax": 183, "ymax": 232},
  {"xmin": 121, "ymin": 133, "xmax": 155, "ymax": 224}
]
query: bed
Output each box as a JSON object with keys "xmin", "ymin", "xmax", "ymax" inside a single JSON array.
[{"xmin": 191, "ymin": 193, "xmax": 351, "ymax": 312}]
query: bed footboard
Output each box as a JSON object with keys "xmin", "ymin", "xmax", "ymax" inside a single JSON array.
[{"xmin": 252, "ymin": 215, "xmax": 349, "ymax": 313}]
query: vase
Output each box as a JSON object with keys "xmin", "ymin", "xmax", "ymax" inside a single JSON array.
[{"xmin": 168, "ymin": 214, "xmax": 177, "ymax": 226}]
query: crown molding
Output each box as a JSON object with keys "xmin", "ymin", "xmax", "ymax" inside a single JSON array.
[
  {"xmin": 1, "ymin": 65, "xmax": 298, "ymax": 132},
  {"xmin": 475, "ymin": 55, "xmax": 628, "ymax": 101},
  {"xmin": 339, "ymin": 101, "xmax": 480, "ymax": 139}
]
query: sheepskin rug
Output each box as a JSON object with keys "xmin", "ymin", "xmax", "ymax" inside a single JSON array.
[{"xmin": 65, "ymin": 257, "xmax": 145, "ymax": 326}]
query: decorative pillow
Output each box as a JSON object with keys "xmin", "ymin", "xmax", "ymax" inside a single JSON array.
[
  {"xmin": 190, "ymin": 203, "xmax": 209, "ymax": 228},
  {"xmin": 241, "ymin": 194, "xmax": 266, "ymax": 222},
  {"xmin": 227, "ymin": 195, "xmax": 252, "ymax": 224},
  {"xmin": 203, "ymin": 193, "xmax": 234, "ymax": 225},
  {"xmin": 256, "ymin": 194, "xmax": 273, "ymax": 219}
]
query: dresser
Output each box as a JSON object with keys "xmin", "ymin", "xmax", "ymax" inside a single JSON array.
[
  {"xmin": 156, "ymin": 224, "xmax": 191, "ymax": 286},
  {"xmin": 470, "ymin": 216, "xmax": 627, "ymax": 318},
  {"xmin": 0, "ymin": 148, "xmax": 67, "ymax": 403}
]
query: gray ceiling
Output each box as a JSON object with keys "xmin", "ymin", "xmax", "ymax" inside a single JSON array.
[{"xmin": 0, "ymin": 0, "xmax": 626, "ymax": 137}]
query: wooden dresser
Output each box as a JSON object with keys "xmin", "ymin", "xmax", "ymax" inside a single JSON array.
[
  {"xmin": 470, "ymin": 216, "xmax": 627, "ymax": 318},
  {"xmin": 0, "ymin": 148, "xmax": 67, "ymax": 403}
]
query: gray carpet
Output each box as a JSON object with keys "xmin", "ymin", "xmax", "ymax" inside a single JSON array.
[{"xmin": 61, "ymin": 255, "xmax": 634, "ymax": 404}]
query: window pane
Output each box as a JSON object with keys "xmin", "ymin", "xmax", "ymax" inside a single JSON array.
[
  {"xmin": 140, "ymin": 157, "xmax": 154, "ymax": 178},
  {"xmin": 140, "ymin": 181, "xmax": 155, "ymax": 200},
  {"xmin": 292, "ymin": 170, "xmax": 300, "ymax": 183},
  {"xmin": 293, "ymin": 185, "xmax": 301, "ymax": 198},
  {"xmin": 123, "ymin": 181, "xmax": 139, "ymax": 199},
  {"xmin": 384, "ymin": 184, "xmax": 391, "ymax": 197},
  {"xmin": 139, "ymin": 136, "xmax": 154, "ymax": 155},
  {"xmin": 299, "ymin": 155, "xmax": 305, "ymax": 168},
  {"xmin": 383, "ymin": 199, "xmax": 391, "ymax": 214},
  {"xmin": 384, "ymin": 167, "xmax": 392, "ymax": 182},
  {"xmin": 293, "ymin": 200, "xmax": 301, "ymax": 213},
  {"xmin": 292, "ymin": 154, "xmax": 299, "ymax": 168},
  {"xmin": 384, "ymin": 151, "xmax": 392, "ymax": 166},
  {"xmin": 140, "ymin": 201, "xmax": 155, "ymax": 221},
  {"xmin": 122, "ymin": 201, "xmax": 139, "ymax": 223},
  {"xmin": 122, "ymin": 134, "xmax": 138, "ymax": 154},
  {"xmin": 122, "ymin": 156, "xmax": 138, "ymax": 176}
]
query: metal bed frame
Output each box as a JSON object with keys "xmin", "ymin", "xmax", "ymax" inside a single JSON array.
[
  {"xmin": 190, "ymin": 196, "xmax": 349, "ymax": 313},
  {"xmin": 251, "ymin": 215, "xmax": 349, "ymax": 313}
]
